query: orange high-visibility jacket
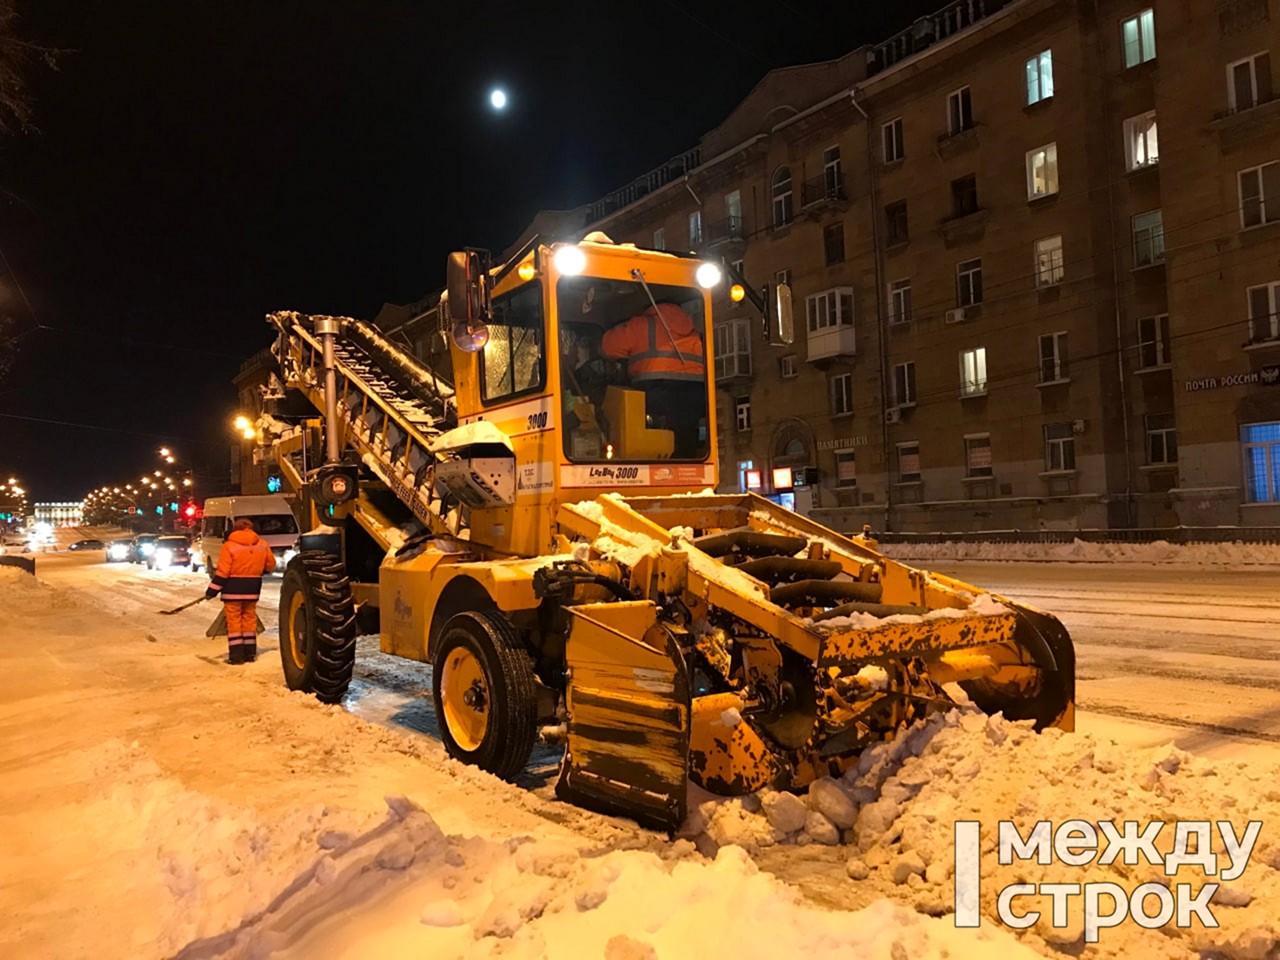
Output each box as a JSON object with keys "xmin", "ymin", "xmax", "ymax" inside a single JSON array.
[
  {"xmin": 601, "ymin": 304, "xmax": 705, "ymax": 382},
  {"xmin": 208, "ymin": 528, "xmax": 277, "ymax": 601}
]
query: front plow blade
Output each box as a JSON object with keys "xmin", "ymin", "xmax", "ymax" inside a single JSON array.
[
  {"xmin": 557, "ymin": 601, "xmax": 691, "ymax": 833},
  {"xmin": 961, "ymin": 604, "xmax": 1076, "ymax": 732}
]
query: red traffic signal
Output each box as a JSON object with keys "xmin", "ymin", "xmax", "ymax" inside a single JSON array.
[{"xmin": 183, "ymin": 504, "xmax": 196, "ymax": 518}]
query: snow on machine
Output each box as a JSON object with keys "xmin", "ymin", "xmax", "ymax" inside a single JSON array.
[{"xmin": 259, "ymin": 236, "xmax": 1075, "ymax": 831}]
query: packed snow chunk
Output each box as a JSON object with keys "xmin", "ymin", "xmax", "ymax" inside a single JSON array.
[
  {"xmin": 419, "ymin": 899, "xmax": 466, "ymax": 927},
  {"xmin": 604, "ymin": 934, "xmax": 659, "ymax": 960},
  {"xmin": 803, "ymin": 810, "xmax": 841, "ymax": 846},
  {"xmin": 853, "ymin": 664, "xmax": 890, "ymax": 693},
  {"xmin": 845, "ymin": 857, "xmax": 871, "ymax": 881},
  {"xmin": 760, "ymin": 789, "xmax": 809, "ymax": 835},
  {"xmin": 890, "ymin": 850, "xmax": 927, "ymax": 885},
  {"xmin": 719, "ymin": 706, "xmax": 743, "ymax": 728},
  {"xmin": 807, "ymin": 777, "xmax": 858, "ymax": 829}
]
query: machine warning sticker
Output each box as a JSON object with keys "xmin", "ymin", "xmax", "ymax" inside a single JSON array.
[{"xmin": 517, "ymin": 461, "xmax": 554, "ymax": 494}]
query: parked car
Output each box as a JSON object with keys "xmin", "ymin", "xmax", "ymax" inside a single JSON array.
[
  {"xmin": 129, "ymin": 534, "xmax": 159, "ymax": 563},
  {"xmin": 68, "ymin": 539, "xmax": 106, "ymax": 551},
  {"xmin": 147, "ymin": 535, "xmax": 193, "ymax": 571},
  {"xmin": 106, "ymin": 538, "xmax": 134, "ymax": 562}
]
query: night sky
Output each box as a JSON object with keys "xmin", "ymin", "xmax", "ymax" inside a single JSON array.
[{"xmin": 0, "ymin": 1, "xmax": 942, "ymax": 502}]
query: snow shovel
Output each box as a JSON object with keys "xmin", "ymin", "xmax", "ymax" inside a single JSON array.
[
  {"xmin": 205, "ymin": 607, "xmax": 266, "ymax": 638},
  {"xmin": 159, "ymin": 596, "xmax": 209, "ymax": 615}
]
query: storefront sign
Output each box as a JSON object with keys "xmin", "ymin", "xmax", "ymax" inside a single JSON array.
[
  {"xmin": 772, "ymin": 467, "xmax": 794, "ymax": 490},
  {"xmin": 817, "ymin": 436, "xmax": 870, "ymax": 451},
  {"xmin": 1184, "ymin": 365, "xmax": 1279, "ymax": 392}
]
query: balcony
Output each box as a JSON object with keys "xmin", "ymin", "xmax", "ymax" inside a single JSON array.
[
  {"xmin": 807, "ymin": 326, "xmax": 857, "ymax": 362},
  {"xmin": 704, "ymin": 216, "xmax": 747, "ymax": 251},
  {"xmin": 938, "ymin": 208, "xmax": 989, "ymax": 246},
  {"xmin": 586, "ymin": 146, "xmax": 702, "ymax": 222},
  {"xmin": 866, "ymin": 0, "xmax": 1009, "ymax": 76},
  {"xmin": 800, "ymin": 173, "xmax": 849, "ymax": 212}
]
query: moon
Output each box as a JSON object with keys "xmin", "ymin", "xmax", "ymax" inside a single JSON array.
[{"xmin": 489, "ymin": 88, "xmax": 508, "ymax": 111}]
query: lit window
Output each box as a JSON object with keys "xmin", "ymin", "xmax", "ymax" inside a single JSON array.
[
  {"xmin": 1035, "ymin": 235, "xmax": 1064, "ymax": 286},
  {"xmin": 1242, "ymin": 421, "xmax": 1280, "ymax": 502},
  {"xmin": 960, "ymin": 347, "xmax": 988, "ymax": 396},
  {"xmin": 1239, "ymin": 161, "xmax": 1280, "ymax": 228},
  {"xmin": 1146, "ymin": 413, "xmax": 1178, "ymax": 465},
  {"xmin": 1122, "ymin": 9, "xmax": 1156, "ymax": 68},
  {"xmin": 1132, "ymin": 210, "xmax": 1165, "ymax": 267},
  {"xmin": 1026, "ymin": 143, "xmax": 1059, "ymax": 199},
  {"xmin": 834, "ymin": 451, "xmax": 857, "ymax": 488},
  {"xmin": 882, "ymin": 118, "xmax": 904, "ymax": 163},
  {"xmin": 1124, "ymin": 112, "xmax": 1159, "ymax": 170},
  {"xmin": 737, "ymin": 459, "xmax": 755, "ymax": 492},
  {"xmin": 1026, "ymin": 50, "xmax": 1054, "ymax": 104},
  {"xmin": 889, "ymin": 279, "xmax": 912, "ymax": 324}
]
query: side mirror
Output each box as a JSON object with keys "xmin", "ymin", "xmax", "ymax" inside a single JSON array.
[
  {"xmin": 775, "ymin": 282, "xmax": 795, "ymax": 345},
  {"xmin": 446, "ymin": 250, "xmax": 491, "ymax": 353}
]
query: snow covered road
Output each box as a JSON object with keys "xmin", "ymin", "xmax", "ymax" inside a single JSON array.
[{"xmin": 4, "ymin": 553, "xmax": 1279, "ymax": 959}]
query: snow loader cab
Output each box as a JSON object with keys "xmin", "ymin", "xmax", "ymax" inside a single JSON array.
[{"xmin": 262, "ymin": 236, "xmax": 1075, "ymax": 834}]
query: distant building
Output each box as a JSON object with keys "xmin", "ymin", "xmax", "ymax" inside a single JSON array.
[
  {"xmin": 501, "ymin": 0, "xmax": 1280, "ymax": 532},
  {"xmin": 34, "ymin": 502, "xmax": 82, "ymax": 526}
]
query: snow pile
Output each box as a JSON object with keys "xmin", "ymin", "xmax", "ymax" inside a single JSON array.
[
  {"xmin": 1, "ymin": 565, "xmax": 80, "ymax": 611},
  {"xmin": 683, "ymin": 709, "xmax": 1280, "ymax": 958},
  {"xmin": 880, "ymin": 539, "xmax": 1280, "ymax": 566}
]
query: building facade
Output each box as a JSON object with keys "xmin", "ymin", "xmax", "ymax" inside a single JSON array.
[{"xmin": 495, "ymin": 0, "xmax": 1280, "ymax": 532}]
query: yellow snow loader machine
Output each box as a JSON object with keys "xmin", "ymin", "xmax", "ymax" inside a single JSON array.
[{"xmin": 261, "ymin": 236, "xmax": 1074, "ymax": 831}]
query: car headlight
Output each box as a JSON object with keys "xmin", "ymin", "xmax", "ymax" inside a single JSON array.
[
  {"xmin": 141, "ymin": 543, "xmax": 155, "ymax": 556},
  {"xmin": 154, "ymin": 548, "xmax": 172, "ymax": 567},
  {"xmin": 109, "ymin": 545, "xmax": 127, "ymax": 559}
]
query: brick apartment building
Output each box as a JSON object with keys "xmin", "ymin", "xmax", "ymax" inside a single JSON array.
[{"xmin": 388, "ymin": 0, "xmax": 1280, "ymax": 532}]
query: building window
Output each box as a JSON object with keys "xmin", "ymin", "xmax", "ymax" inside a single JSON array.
[
  {"xmin": 1242, "ymin": 421, "xmax": 1280, "ymax": 502},
  {"xmin": 1043, "ymin": 422, "xmax": 1076, "ymax": 472},
  {"xmin": 775, "ymin": 268, "xmax": 792, "ymax": 289},
  {"xmin": 960, "ymin": 347, "xmax": 988, "ymax": 396},
  {"xmin": 1228, "ymin": 52, "xmax": 1273, "ymax": 113},
  {"xmin": 1026, "ymin": 144, "xmax": 1059, "ymax": 199},
  {"xmin": 653, "ymin": 227, "xmax": 665, "ymax": 250},
  {"xmin": 1035, "ymin": 235, "xmax": 1064, "ymax": 286},
  {"xmin": 1146, "ymin": 413, "xmax": 1178, "ymax": 465},
  {"xmin": 1138, "ymin": 314, "xmax": 1171, "ymax": 368},
  {"xmin": 772, "ymin": 167, "xmax": 793, "ymax": 227},
  {"xmin": 893, "ymin": 361, "xmax": 917, "ymax": 406},
  {"xmin": 834, "ymin": 450, "xmax": 857, "ymax": 488},
  {"xmin": 1247, "ymin": 282, "xmax": 1280, "ymax": 343},
  {"xmin": 823, "ymin": 145, "xmax": 842, "ymax": 196},
  {"xmin": 885, "ymin": 200, "xmax": 909, "ymax": 245},
  {"xmin": 779, "ymin": 354, "xmax": 797, "ymax": 378},
  {"xmin": 1132, "ymin": 210, "xmax": 1165, "ymax": 266},
  {"xmin": 731, "ymin": 258, "xmax": 744, "ymax": 277},
  {"xmin": 889, "ymin": 279, "xmax": 912, "ymax": 324},
  {"xmin": 957, "ymin": 258, "xmax": 983, "ymax": 306},
  {"xmin": 735, "ymin": 396, "xmax": 752, "ymax": 431},
  {"xmin": 883, "ymin": 118, "xmax": 904, "ymax": 163},
  {"xmin": 806, "ymin": 288, "xmax": 854, "ymax": 332},
  {"xmin": 737, "ymin": 459, "xmax": 756, "ymax": 493},
  {"xmin": 1026, "ymin": 50, "xmax": 1054, "ymax": 104},
  {"xmin": 1039, "ymin": 331, "xmax": 1068, "ymax": 383},
  {"xmin": 951, "ymin": 174, "xmax": 979, "ymax": 218},
  {"xmin": 897, "ymin": 442, "xmax": 921, "ymax": 483},
  {"xmin": 965, "ymin": 434, "xmax": 993, "ymax": 477},
  {"xmin": 1124, "ymin": 112, "xmax": 1159, "ymax": 170},
  {"xmin": 823, "ymin": 221, "xmax": 845, "ymax": 265},
  {"xmin": 714, "ymin": 318, "xmax": 752, "ymax": 378},
  {"xmin": 947, "ymin": 86, "xmax": 973, "ymax": 134},
  {"xmin": 1122, "ymin": 8, "xmax": 1156, "ymax": 68},
  {"xmin": 830, "ymin": 373, "xmax": 853, "ymax": 415},
  {"xmin": 689, "ymin": 210, "xmax": 702, "ymax": 247},
  {"xmin": 1239, "ymin": 161, "xmax": 1280, "ymax": 228},
  {"xmin": 726, "ymin": 190, "xmax": 743, "ymax": 234}
]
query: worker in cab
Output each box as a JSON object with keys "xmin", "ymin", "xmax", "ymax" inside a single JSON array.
[
  {"xmin": 601, "ymin": 300, "xmax": 706, "ymax": 457},
  {"xmin": 204, "ymin": 517, "xmax": 277, "ymax": 664}
]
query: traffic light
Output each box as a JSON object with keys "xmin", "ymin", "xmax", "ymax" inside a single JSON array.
[
  {"xmin": 266, "ymin": 475, "xmax": 282, "ymax": 493},
  {"xmin": 183, "ymin": 504, "xmax": 196, "ymax": 518},
  {"xmin": 155, "ymin": 505, "xmax": 163, "ymax": 515},
  {"xmin": 169, "ymin": 502, "xmax": 179, "ymax": 513}
]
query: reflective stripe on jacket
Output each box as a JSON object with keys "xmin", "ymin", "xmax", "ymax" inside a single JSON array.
[
  {"xmin": 601, "ymin": 304, "xmax": 705, "ymax": 382},
  {"xmin": 208, "ymin": 529, "xmax": 277, "ymax": 601}
]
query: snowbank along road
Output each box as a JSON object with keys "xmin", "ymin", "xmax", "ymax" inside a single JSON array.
[{"xmin": 2, "ymin": 550, "xmax": 1278, "ymax": 959}]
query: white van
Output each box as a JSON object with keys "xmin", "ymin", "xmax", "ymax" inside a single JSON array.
[{"xmin": 193, "ymin": 495, "xmax": 300, "ymax": 574}]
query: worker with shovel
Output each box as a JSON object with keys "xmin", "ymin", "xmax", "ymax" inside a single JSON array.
[{"xmin": 204, "ymin": 518, "xmax": 276, "ymax": 664}]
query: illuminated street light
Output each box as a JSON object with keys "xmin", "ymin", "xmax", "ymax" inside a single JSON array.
[{"xmin": 233, "ymin": 415, "xmax": 250, "ymax": 431}]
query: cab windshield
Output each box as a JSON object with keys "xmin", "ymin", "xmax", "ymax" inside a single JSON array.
[
  {"xmin": 557, "ymin": 275, "xmax": 709, "ymax": 463},
  {"xmin": 237, "ymin": 513, "xmax": 298, "ymax": 536}
]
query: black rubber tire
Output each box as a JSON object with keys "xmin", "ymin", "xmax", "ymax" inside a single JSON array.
[
  {"xmin": 432, "ymin": 610, "xmax": 538, "ymax": 781},
  {"xmin": 278, "ymin": 550, "xmax": 357, "ymax": 704}
]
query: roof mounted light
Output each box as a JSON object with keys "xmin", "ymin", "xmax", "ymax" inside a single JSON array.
[
  {"xmin": 695, "ymin": 262, "xmax": 723, "ymax": 289},
  {"xmin": 553, "ymin": 245, "xmax": 586, "ymax": 276}
]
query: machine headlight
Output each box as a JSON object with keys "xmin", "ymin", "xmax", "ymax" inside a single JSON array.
[
  {"xmin": 695, "ymin": 262, "xmax": 723, "ymax": 289},
  {"xmin": 553, "ymin": 245, "xmax": 586, "ymax": 276},
  {"xmin": 283, "ymin": 549, "xmax": 298, "ymax": 567},
  {"xmin": 154, "ymin": 548, "xmax": 172, "ymax": 568}
]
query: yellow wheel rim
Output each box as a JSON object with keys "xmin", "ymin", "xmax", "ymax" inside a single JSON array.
[
  {"xmin": 287, "ymin": 591, "xmax": 307, "ymax": 671},
  {"xmin": 440, "ymin": 646, "xmax": 489, "ymax": 752}
]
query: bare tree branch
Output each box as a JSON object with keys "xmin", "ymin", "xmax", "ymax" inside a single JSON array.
[{"xmin": 0, "ymin": 0, "xmax": 61, "ymax": 134}]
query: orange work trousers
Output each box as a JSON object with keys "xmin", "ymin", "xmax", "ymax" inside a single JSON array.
[{"xmin": 224, "ymin": 600, "xmax": 258, "ymax": 648}]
